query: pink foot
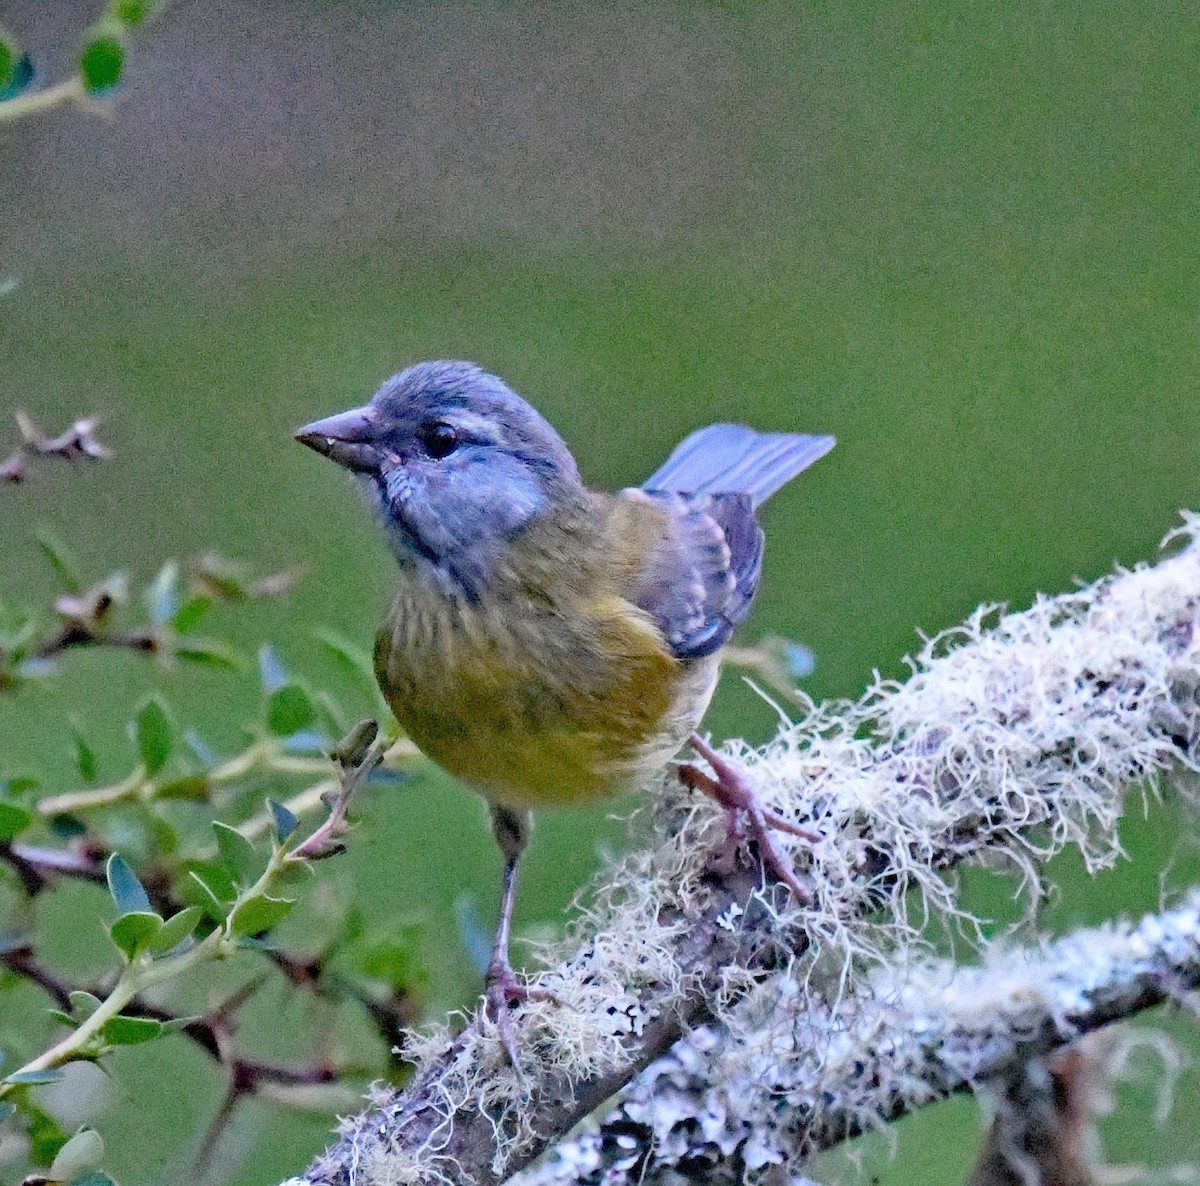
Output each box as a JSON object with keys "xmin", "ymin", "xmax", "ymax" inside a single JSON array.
[
  {"xmin": 485, "ymin": 960, "xmax": 567, "ymax": 1068},
  {"xmin": 680, "ymin": 734, "xmax": 818, "ymax": 904}
]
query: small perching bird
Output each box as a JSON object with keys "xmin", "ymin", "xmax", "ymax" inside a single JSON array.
[{"xmin": 296, "ymin": 360, "xmax": 834, "ymax": 1056}]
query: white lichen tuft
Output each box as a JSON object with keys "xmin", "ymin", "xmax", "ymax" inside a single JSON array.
[{"xmin": 295, "ymin": 518, "xmax": 1200, "ymax": 1186}]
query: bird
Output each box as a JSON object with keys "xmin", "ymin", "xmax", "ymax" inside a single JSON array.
[{"xmin": 295, "ymin": 360, "xmax": 834, "ymax": 1056}]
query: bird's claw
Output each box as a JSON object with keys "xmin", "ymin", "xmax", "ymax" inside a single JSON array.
[
  {"xmin": 681, "ymin": 735, "xmax": 818, "ymax": 904},
  {"xmin": 484, "ymin": 962, "xmax": 569, "ymax": 1068}
]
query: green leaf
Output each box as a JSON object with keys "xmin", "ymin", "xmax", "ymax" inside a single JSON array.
[
  {"xmin": 186, "ymin": 869, "xmax": 229, "ymax": 921},
  {"xmin": 3, "ymin": 52, "xmax": 33, "ymax": 100},
  {"xmin": 0, "ymin": 36, "xmax": 12, "ymax": 91},
  {"xmin": 105, "ymin": 853, "xmax": 152, "ymax": 914},
  {"xmin": 155, "ymin": 774, "xmax": 210, "ymax": 800},
  {"xmin": 4, "ymin": 1067, "xmax": 66, "ymax": 1084},
  {"xmin": 4, "ymin": 774, "xmax": 40, "ymax": 797},
  {"xmin": 80, "ymin": 34, "xmax": 124, "ymax": 92},
  {"xmin": 356, "ymin": 931, "xmax": 427, "ymax": 994},
  {"xmin": 113, "ymin": 0, "xmax": 147, "ymax": 24},
  {"xmin": 99, "ymin": 1015, "xmax": 163, "ymax": 1046},
  {"xmin": 36, "ymin": 529, "xmax": 82, "ymax": 594},
  {"xmin": 193, "ymin": 552, "xmax": 251, "ymax": 599},
  {"xmin": 24, "ymin": 1099, "xmax": 67, "ymax": 1164},
  {"xmin": 0, "ymin": 801, "xmax": 33, "ymax": 841},
  {"xmin": 145, "ymin": 906, "xmax": 201, "ymax": 956},
  {"xmin": 133, "ymin": 696, "xmax": 173, "ymax": 775},
  {"xmin": 68, "ymin": 991, "xmax": 103, "ymax": 1021},
  {"xmin": 268, "ymin": 798, "xmax": 298, "ymax": 845},
  {"xmin": 228, "ymin": 892, "xmax": 295, "ymax": 938},
  {"xmin": 175, "ymin": 637, "xmax": 242, "ymax": 669},
  {"xmin": 70, "ymin": 720, "xmax": 99, "ymax": 783},
  {"xmin": 48, "ymin": 1126, "xmax": 105, "ymax": 1182},
  {"xmin": 212, "ymin": 822, "xmax": 260, "ymax": 885},
  {"xmin": 170, "ymin": 593, "xmax": 212, "ymax": 634},
  {"xmin": 315, "ymin": 628, "xmax": 378, "ymax": 686},
  {"xmin": 109, "ymin": 910, "xmax": 163, "ymax": 959},
  {"xmin": 160, "ymin": 1014, "xmax": 201, "ymax": 1035},
  {"xmin": 144, "ymin": 560, "xmax": 179, "ymax": 624},
  {"xmin": 266, "ymin": 682, "xmax": 317, "ymax": 737}
]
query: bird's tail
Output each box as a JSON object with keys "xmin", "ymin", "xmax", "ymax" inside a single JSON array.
[{"xmin": 643, "ymin": 424, "xmax": 835, "ymax": 508}]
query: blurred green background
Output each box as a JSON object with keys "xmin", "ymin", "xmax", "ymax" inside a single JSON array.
[{"xmin": 2, "ymin": 1, "xmax": 1199, "ymax": 1183}]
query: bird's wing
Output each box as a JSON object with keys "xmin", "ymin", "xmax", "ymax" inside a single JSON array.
[
  {"xmin": 643, "ymin": 423, "xmax": 835, "ymax": 508},
  {"xmin": 617, "ymin": 488, "xmax": 763, "ymax": 660}
]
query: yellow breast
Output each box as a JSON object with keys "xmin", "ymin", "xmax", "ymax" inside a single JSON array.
[{"xmin": 374, "ymin": 511, "xmax": 718, "ymax": 809}]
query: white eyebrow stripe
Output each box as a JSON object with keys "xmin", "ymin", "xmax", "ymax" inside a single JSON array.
[{"xmin": 448, "ymin": 411, "xmax": 505, "ymax": 442}]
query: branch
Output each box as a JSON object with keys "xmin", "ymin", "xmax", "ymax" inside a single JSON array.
[
  {"xmin": 516, "ymin": 892, "xmax": 1200, "ymax": 1185},
  {"xmin": 286, "ymin": 517, "xmax": 1200, "ymax": 1186},
  {"xmin": 0, "ymin": 410, "xmax": 112, "ymax": 483}
]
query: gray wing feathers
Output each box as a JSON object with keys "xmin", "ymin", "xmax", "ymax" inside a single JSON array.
[
  {"xmin": 625, "ymin": 490, "xmax": 763, "ymax": 660},
  {"xmin": 643, "ymin": 423, "xmax": 835, "ymax": 508}
]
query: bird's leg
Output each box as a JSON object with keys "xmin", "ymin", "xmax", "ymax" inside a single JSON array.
[
  {"xmin": 680, "ymin": 733, "xmax": 819, "ymax": 904},
  {"xmin": 484, "ymin": 804, "xmax": 562, "ymax": 1066}
]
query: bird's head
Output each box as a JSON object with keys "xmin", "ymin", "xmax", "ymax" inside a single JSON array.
[{"xmin": 295, "ymin": 361, "xmax": 582, "ymax": 596}]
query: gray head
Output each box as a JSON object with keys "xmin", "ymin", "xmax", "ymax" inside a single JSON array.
[{"xmin": 295, "ymin": 361, "xmax": 582, "ymax": 596}]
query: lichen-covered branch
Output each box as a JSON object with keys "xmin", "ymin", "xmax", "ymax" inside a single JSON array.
[
  {"xmin": 516, "ymin": 892, "xmax": 1200, "ymax": 1185},
  {"xmin": 287, "ymin": 518, "xmax": 1200, "ymax": 1186}
]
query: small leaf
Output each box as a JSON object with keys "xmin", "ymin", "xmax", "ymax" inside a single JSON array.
[
  {"xmin": 159, "ymin": 1014, "xmax": 201, "ymax": 1035},
  {"xmin": 24, "ymin": 1100, "xmax": 67, "ymax": 1164},
  {"xmin": 186, "ymin": 869, "xmax": 229, "ymax": 921},
  {"xmin": 280, "ymin": 728, "xmax": 328, "ymax": 754},
  {"xmin": 228, "ymin": 892, "xmax": 295, "ymax": 938},
  {"xmin": 109, "ymin": 910, "xmax": 162, "ymax": 959},
  {"xmin": 266, "ymin": 683, "xmax": 317, "ymax": 737},
  {"xmin": 4, "ymin": 1067, "xmax": 65, "ymax": 1084},
  {"xmin": 144, "ymin": 561, "xmax": 179, "ymax": 624},
  {"xmin": 80, "ymin": 33, "xmax": 124, "ymax": 92},
  {"xmin": 184, "ymin": 729, "xmax": 218, "ymax": 766},
  {"xmin": 133, "ymin": 696, "xmax": 173, "ymax": 775},
  {"xmin": 170, "ymin": 594, "xmax": 212, "ymax": 634},
  {"xmin": 145, "ymin": 906, "xmax": 201, "ymax": 956},
  {"xmin": 49, "ymin": 813, "xmax": 86, "ymax": 839},
  {"xmin": 0, "ymin": 33, "xmax": 12, "ymax": 90},
  {"xmin": 4, "ymin": 774, "xmax": 40, "ymax": 797},
  {"xmin": 36, "ymin": 529, "xmax": 82, "ymax": 594},
  {"xmin": 191, "ymin": 552, "xmax": 250, "ymax": 599},
  {"xmin": 70, "ymin": 720, "xmax": 99, "ymax": 783},
  {"xmin": 0, "ymin": 802, "xmax": 33, "ymax": 841},
  {"xmin": 99, "ymin": 1015, "xmax": 163, "ymax": 1046},
  {"xmin": 315, "ymin": 629, "xmax": 377, "ymax": 686},
  {"xmin": 68, "ymin": 992, "xmax": 103, "ymax": 1020},
  {"xmin": 258, "ymin": 645, "xmax": 288, "ymax": 693},
  {"xmin": 212, "ymin": 822, "xmax": 260, "ymax": 885},
  {"xmin": 113, "ymin": 0, "xmax": 147, "ymax": 24},
  {"xmin": 48, "ymin": 1126, "xmax": 105, "ymax": 1182},
  {"xmin": 175, "ymin": 638, "xmax": 242, "ymax": 669},
  {"xmin": 0, "ymin": 51, "xmax": 32, "ymax": 101},
  {"xmin": 155, "ymin": 775, "xmax": 210, "ymax": 800},
  {"xmin": 268, "ymin": 798, "xmax": 298, "ymax": 845},
  {"xmin": 105, "ymin": 853, "xmax": 152, "ymax": 914}
]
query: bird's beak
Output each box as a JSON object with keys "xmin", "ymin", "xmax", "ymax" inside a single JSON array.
[{"xmin": 294, "ymin": 406, "xmax": 380, "ymax": 473}]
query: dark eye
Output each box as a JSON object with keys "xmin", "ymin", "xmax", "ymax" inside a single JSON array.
[{"xmin": 419, "ymin": 421, "xmax": 460, "ymax": 460}]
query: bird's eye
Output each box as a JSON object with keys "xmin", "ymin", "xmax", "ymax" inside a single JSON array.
[{"xmin": 419, "ymin": 421, "xmax": 460, "ymax": 460}]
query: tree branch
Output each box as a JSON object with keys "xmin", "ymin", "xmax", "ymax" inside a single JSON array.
[
  {"xmin": 516, "ymin": 891, "xmax": 1200, "ymax": 1185},
  {"xmin": 285, "ymin": 517, "xmax": 1200, "ymax": 1186}
]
